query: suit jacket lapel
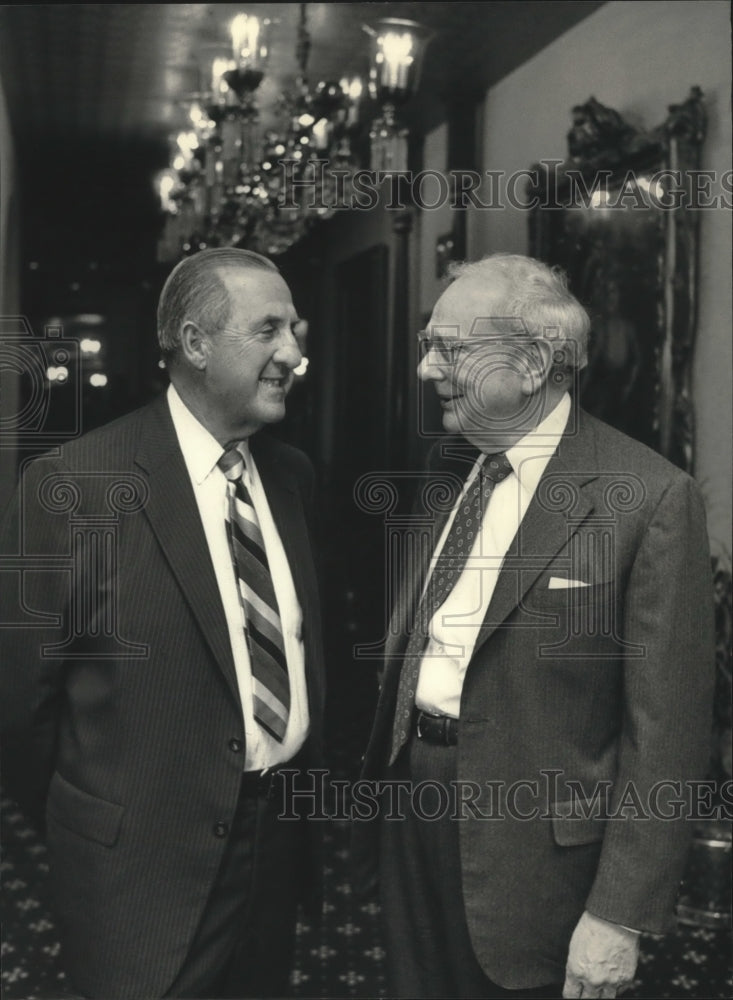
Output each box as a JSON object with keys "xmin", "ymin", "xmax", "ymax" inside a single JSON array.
[
  {"xmin": 473, "ymin": 408, "xmax": 600, "ymax": 652},
  {"xmin": 134, "ymin": 397, "xmax": 241, "ymax": 707}
]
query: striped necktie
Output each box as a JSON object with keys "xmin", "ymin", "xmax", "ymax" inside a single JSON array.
[
  {"xmin": 218, "ymin": 446, "xmax": 290, "ymax": 742},
  {"xmin": 389, "ymin": 452, "xmax": 513, "ymax": 764}
]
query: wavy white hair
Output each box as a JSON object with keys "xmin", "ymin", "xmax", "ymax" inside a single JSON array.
[{"xmin": 446, "ymin": 253, "xmax": 590, "ymax": 372}]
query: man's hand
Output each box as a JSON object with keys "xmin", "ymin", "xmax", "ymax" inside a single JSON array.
[{"xmin": 563, "ymin": 911, "xmax": 640, "ymax": 998}]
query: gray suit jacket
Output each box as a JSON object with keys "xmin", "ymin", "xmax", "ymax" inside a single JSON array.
[
  {"xmin": 355, "ymin": 407, "xmax": 714, "ymax": 988},
  {"xmin": 0, "ymin": 394, "xmax": 326, "ymax": 999}
]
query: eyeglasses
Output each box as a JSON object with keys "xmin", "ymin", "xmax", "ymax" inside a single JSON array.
[{"xmin": 417, "ymin": 331, "xmax": 533, "ymax": 365}]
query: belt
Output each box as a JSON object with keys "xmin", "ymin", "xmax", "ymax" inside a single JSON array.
[
  {"xmin": 414, "ymin": 709, "xmax": 459, "ymax": 746},
  {"xmin": 240, "ymin": 753, "xmax": 306, "ymax": 800}
]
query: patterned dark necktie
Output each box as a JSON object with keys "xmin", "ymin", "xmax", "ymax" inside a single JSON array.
[
  {"xmin": 219, "ymin": 446, "xmax": 290, "ymax": 742},
  {"xmin": 389, "ymin": 452, "xmax": 513, "ymax": 764}
]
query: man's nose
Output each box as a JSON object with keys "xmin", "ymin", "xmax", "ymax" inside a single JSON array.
[
  {"xmin": 417, "ymin": 349, "xmax": 447, "ymax": 382},
  {"xmin": 273, "ymin": 330, "xmax": 303, "ymax": 369}
]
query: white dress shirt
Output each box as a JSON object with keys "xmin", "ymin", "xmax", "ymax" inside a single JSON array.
[
  {"xmin": 168, "ymin": 384, "xmax": 309, "ymax": 770},
  {"xmin": 415, "ymin": 393, "xmax": 571, "ymax": 718}
]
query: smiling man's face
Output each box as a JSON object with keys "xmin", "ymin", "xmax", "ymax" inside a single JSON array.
[
  {"xmin": 418, "ymin": 275, "xmax": 540, "ymax": 450},
  {"xmin": 202, "ymin": 266, "xmax": 303, "ymax": 443}
]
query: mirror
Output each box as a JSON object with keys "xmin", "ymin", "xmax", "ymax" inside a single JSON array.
[{"xmin": 528, "ymin": 87, "xmax": 705, "ymax": 472}]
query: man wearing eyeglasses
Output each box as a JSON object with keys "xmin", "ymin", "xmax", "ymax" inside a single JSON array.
[
  {"xmin": 355, "ymin": 253, "xmax": 713, "ymax": 999},
  {"xmin": 0, "ymin": 248, "xmax": 324, "ymax": 998}
]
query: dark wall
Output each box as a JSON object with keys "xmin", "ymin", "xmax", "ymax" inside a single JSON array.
[{"xmin": 14, "ymin": 138, "xmax": 170, "ymax": 450}]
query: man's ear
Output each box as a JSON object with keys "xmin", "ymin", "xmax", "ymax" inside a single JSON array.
[
  {"xmin": 180, "ymin": 322, "xmax": 209, "ymax": 371},
  {"xmin": 521, "ymin": 339, "xmax": 554, "ymax": 395}
]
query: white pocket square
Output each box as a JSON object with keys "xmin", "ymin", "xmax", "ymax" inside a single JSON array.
[{"xmin": 547, "ymin": 577, "xmax": 590, "ymax": 589}]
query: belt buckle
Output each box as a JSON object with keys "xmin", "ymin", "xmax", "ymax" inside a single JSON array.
[
  {"xmin": 416, "ymin": 711, "xmax": 427, "ymax": 741},
  {"xmin": 416, "ymin": 712, "xmax": 423, "ymax": 740},
  {"xmin": 262, "ymin": 770, "xmax": 277, "ymax": 801},
  {"xmin": 417, "ymin": 710, "xmax": 446, "ymax": 744},
  {"xmin": 443, "ymin": 717, "xmax": 453, "ymax": 746}
]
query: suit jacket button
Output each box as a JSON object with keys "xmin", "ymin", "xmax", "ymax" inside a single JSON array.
[
  {"xmin": 229, "ymin": 738, "xmax": 243, "ymax": 753},
  {"xmin": 213, "ymin": 822, "xmax": 228, "ymax": 838}
]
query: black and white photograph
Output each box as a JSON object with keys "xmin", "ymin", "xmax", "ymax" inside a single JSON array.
[{"xmin": 0, "ymin": 3, "xmax": 731, "ymax": 999}]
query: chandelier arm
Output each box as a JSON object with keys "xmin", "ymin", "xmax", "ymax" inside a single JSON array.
[{"xmin": 296, "ymin": 3, "xmax": 312, "ymax": 80}]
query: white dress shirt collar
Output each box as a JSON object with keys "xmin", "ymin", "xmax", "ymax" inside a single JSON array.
[
  {"xmin": 504, "ymin": 392, "xmax": 571, "ymax": 496},
  {"xmin": 167, "ymin": 383, "xmax": 252, "ymax": 485}
]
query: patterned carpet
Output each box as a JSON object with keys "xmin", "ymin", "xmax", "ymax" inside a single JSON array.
[{"xmin": 2, "ymin": 778, "xmax": 732, "ymax": 1000}]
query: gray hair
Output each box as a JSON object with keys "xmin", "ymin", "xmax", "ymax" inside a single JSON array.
[
  {"xmin": 157, "ymin": 248, "xmax": 279, "ymax": 362},
  {"xmin": 447, "ymin": 253, "xmax": 590, "ymax": 371}
]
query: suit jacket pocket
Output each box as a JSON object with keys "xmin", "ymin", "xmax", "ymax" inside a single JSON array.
[
  {"xmin": 551, "ymin": 798, "xmax": 607, "ymax": 847},
  {"xmin": 47, "ymin": 771, "xmax": 125, "ymax": 847},
  {"xmin": 531, "ymin": 580, "xmax": 615, "ymax": 610}
]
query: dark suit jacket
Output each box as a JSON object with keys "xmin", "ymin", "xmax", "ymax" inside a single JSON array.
[
  {"xmin": 355, "ymin": 408, "xmax": 714, "ymax": 988},
  {"xmin": 0, "ymin": 394, "xmax": 326, "ymax": 999}
]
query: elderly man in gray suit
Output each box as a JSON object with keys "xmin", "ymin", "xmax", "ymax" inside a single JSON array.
[{"xmin": 355, "ymin": 253, "xmax": 714, "ymax": 999}]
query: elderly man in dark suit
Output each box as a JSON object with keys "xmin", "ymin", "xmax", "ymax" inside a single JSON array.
[
  {"xmin": 355, "ymin": 253, "xmax": 714, "ymax": 999},
  {"xmin": 0, "ymin": 248, "xmax": 324, "ymax": 999}
]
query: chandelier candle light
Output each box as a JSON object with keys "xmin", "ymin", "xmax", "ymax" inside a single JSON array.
[{"xmin": 365, "ymin": 18, "xmax": 433, "ymax": 172}]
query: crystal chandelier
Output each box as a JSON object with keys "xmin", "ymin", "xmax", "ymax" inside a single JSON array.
[{"xmin": 156, "ymin": 6, "xmax": 432, "ymax": 262}]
